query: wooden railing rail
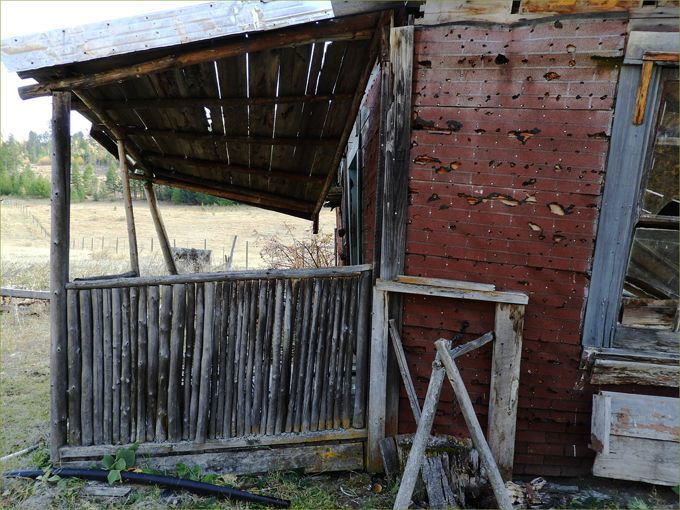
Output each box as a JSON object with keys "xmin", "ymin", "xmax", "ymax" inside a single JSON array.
[{"xmin": 65, "ymin": 264, "xmax": 372, "ymax": 290}]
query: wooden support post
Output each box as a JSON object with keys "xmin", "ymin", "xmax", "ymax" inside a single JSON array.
[
  {"xmin": 50, "ymin": 91, "xmax": 70, "ymax": 464},
  {"xmin": 117, "ymin": 141, "xmax": 140, "ymax": 276},
  {"xmin": 435, "ymin": 339, "xmax": 514, "ymax": 510},
  {"xmin": 368, "ymin": 288, "xmax": 388, "ymax": 472},
  {"xmin": 392, "ymin": 341, "xmax": 450, "ymax": 510},
  {"xmin": 143, "ymin": 181, "xmax": 178, "ymax": 275},
  {"xmin": 369, "ymin": 22, "xmax": 414, "ymax": 473},
  {"xmin": 489, "ymin": 303, "xmax": 524, "ymax": 481}
]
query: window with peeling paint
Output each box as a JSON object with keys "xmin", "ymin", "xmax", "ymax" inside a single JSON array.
[{"xmin": 618, "ymin": 78, "xmax": 679, "ymax": 339}]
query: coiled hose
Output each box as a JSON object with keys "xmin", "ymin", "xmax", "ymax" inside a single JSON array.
[{"xmin": 5, "ymin": 469, "xmax": 290, "ymax": 508}]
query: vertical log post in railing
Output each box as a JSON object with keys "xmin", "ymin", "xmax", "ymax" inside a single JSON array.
[{"xmin": 50, "ymin": 91, "xmax": 70, "ymax": 463}]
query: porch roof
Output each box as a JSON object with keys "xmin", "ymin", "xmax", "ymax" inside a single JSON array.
[{"xmin": 1, "ymin": 1, "xmax": 395, "ymax": 221}]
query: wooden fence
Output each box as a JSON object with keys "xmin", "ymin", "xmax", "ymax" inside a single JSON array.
[{"xmin": 62, "ymin": 265, "xmax": 372, "ymax": 468}]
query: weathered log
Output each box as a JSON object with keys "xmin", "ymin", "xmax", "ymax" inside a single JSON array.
[
  {"xmin": 182, "ymin": 283, "xmax": 195, "ymax": 440},
  {"xmin": 209, "ymin": 283, "xmax": 223, "ymax": 438},
  {"xmin": 260, "ymin": 281, "xmax": 276, "ymax": 433},
  {"xmin": 342, "ymin": 277, "xmax": 359, "ymax": 429},
  {"xmin": 222, "ymin": 282, "xmax": 238, "ymax": 438},
  {"xmin": 129, "ymin": 287, "xmax": 139, "ymax": 443},
  {"xmin": 49, "ymin": 91, "xmax": 70, "ymax": 462},
  {"xmin": 120, "ymin": 288, "xmax": 131, "ymax": 444},
  {"xmin": 155, "ymin": 285, "xmax": 173, "ymax": 442},
  {"xmin": 353, "ymin": 270, "xmax": 372, "ymax": 428},
  {"xmin": 266, "ymin": 280, "xmax": 285, "ymax": 435},
  {"xmin": 277, "ymin": 279, "xmax": 298, "ymax": 434},
  {"xmin": 103, "ymin": 289, "xmax": 113, "ymax": 444},
  {"xmin": 111, "ymin": 288, "xmax": 122, "ymax": 444},
  {"xmin": 318, "ymin": 278, "xmax": 339, "ymax": 430},
  {"xmin": 67, "ymin": 290, "xmax": 82, "ymax": 446},
  {"xmin": 302, "ymin": 279, "xmax": 322, "ymax": 432},
  {"xmin": 236, "ymin": 281, "xmax": 250, "ymax": 437},
  {"xmin": 79, "ymin": 289, "xmax": 94, "ymax": 446},
  {"xmin": 168, "ymin": 284, "xmax": 186, "ymax": 442},
  {"xmin": 252, "ymin": 281, "xmax": 269, "ymax": 434},
  {"xmin": 195, "ymin": 283, "xmax": 216, "ymax": 443},
  {"xmin": 310, "ymin": 279, "xmax": 331, "ymax": 431},
  {"xmin": 91, "ymin": 289, "xmax": 104, "ymax": 444},
  {"xmin": 66, "ymin": 264, "xmax": 372, "ymax": 290},
  {"xmin": 290, "ymin": 279, "xmax": 311, "ymax": 433},
  {"xmin": 146, "ymin": 286, "xmax": 160, "ymax": 441},
  {"xmin": 216, "ymin": 283, "xmax": 230, "ymax": 438},
  {"xmin": 189, "ymin": 283, "xmax": 205, "ymax": 440},
  {"xmin": 136, "ymin": 287, "xmax": 148, "ymax": 443}
]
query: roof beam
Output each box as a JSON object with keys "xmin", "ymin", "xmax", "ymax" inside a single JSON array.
[
  {"xmin": 312, "ymin": 10, "xmax": 392, "ymax": 217},
  {"xmin": 129, "ymin": 167, "xmax": 314, "ymax": 216},
  {"xmin": 140, "ymin": 151, "xmax": 326, "ymax": 184},
  {"xmin": 71, "ymin": 94, "xmax": 353, "ymax": 111},
  {"xmin": 126, "ymin": 127, "xmax": 339, "ymax": 148},
  {"xmin": 18, "ymin": 13, "xmax": 379, "ymax": 100}
]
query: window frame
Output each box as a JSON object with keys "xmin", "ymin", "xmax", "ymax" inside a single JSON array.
[{"xmin": 583, "ymin": 33, "xmax": 679, "ymax": 349}]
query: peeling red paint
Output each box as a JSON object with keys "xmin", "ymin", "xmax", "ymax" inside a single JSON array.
[
  {"xmin": 414, "ymin": 155, "xmax": 441, "ymax": 165},
  {"xmin": 547, "ymin": 202, "xmax": 575, "ymax": 215}
]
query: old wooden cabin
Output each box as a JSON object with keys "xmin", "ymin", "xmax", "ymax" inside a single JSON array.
[{"xmin": 2, "ymin": 0, "xmax": 678, "ymax": 488}]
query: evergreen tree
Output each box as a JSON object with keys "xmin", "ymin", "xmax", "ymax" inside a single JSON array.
[
  {"xmin": 31, "ymin": 175, "xmax": 50, "ymax": 198},
  {"xmin": 105, "ymin": 161, "xmax": 121, "ymax": 198},
  {"xmin": 71, "ymin": 160, "xmax": 85, "ymax": 201},
  {"xmin": 19, "ymin": 164, "xmax": 36, "ymax": 194},
  {"xmin": 83, "ymin": 163, "xmax": 95, "ymax": 195}
]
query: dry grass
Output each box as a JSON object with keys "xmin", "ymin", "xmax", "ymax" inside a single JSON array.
[{"xmin": 3, "ymin": 198, "xmax": 336, "ymax": 272}]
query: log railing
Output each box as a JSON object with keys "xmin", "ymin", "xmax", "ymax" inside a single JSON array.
[{"xmin": 63, "ymin": 265, "xmax": 372, "ymax": 448}]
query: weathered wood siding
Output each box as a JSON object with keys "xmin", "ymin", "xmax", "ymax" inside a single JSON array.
[
  {"xmin": 360, "ymin": 14, "xmax": 643, "ymax": 477},
  {"xmin": 64, "ymin": 267, "xmax": 372, "ymax": 460}
]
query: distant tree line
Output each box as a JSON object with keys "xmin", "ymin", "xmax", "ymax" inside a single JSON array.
[{"xmin": 1, "ymin": 130, "xmax": 235, "ymax": 206}]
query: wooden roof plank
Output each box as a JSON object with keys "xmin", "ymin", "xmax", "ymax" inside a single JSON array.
[
  {"xmin": 248, "ymin": 48, "xmax": 283, "ymax": 192},
  {"xmin": 216, "ymin": 53, "xmax": 251, "ymax": 189},
  {"xmin": 71, "ymin": 93, "xmax": 355, "ymax": 111},
  {"xmin": 122, "ymin": 127, "xmax": 339, "ymax": 147},
  {"xmin": 312, "ymin": 10, "xmax": 391, "ymax": 216},
  {"xmin": 18, "ymin": 14, "xmax": 378, "ymax": 100},
  {"xmin": 273, "ymin": 45, "xmax": 315, "ymax": 200}
]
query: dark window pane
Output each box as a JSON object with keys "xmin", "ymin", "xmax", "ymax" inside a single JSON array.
[{"xmin": 642, "ymin": 81, "xmax": 679, "ymax": 217}]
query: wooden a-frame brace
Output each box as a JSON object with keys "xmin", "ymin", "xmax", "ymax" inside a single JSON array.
[{"xmin": 370, "ymin": 275, "xmax": 527, "ymax": 482}]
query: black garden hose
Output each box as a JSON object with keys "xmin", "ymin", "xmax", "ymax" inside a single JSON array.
[{"xmin": 5, "ymin": 469, "xmax": 290, "ymax": 508}]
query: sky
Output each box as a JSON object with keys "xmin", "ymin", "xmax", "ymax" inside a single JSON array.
[{"xmin": 1, "ymin": 1, "xmax": 207, "ymax": 142}]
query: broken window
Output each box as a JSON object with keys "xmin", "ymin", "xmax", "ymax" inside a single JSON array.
[{"xmin": 619, "ymin": 80, "xmax": 679, "ymax": 334}]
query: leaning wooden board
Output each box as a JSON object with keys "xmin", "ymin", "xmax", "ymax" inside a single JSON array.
[{"xmin": 591, "ymin": 391, "xmax": 679, "ymax": 485}]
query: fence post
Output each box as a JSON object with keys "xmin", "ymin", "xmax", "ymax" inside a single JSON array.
[
  {"xmin": 116, "ymin": 237, "xmax": 119, "ymax": 253},
  {"xmin": 246, "ymin": 241, "xmax": 249, "ymax": 270},
  {"xmin": 151, "ymin": 238, "xmax": 153, "ymax": 252}
]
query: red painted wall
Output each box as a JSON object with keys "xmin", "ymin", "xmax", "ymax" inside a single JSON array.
[{"xmin": 365, "ymin": 15, "xmax": 637, "ymax": 476}]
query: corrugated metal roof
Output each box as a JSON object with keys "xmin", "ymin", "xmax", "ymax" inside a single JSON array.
[{"xmin": 1, "ymin": 1, "xmax": 334, "ymax": 73}]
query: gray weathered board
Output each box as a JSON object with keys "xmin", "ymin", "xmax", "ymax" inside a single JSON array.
[
  {"xmin": 591, "ymin": 391, "xmax": 679, "ymax": 486},
  {"xmin": 63, "ymin": 442, "xmax": 364, "ymax": 476}
]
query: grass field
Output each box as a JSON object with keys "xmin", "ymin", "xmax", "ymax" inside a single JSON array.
[{"xmin": 2, "ymin": 198, "xmax": 337, "ymax": 272}]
